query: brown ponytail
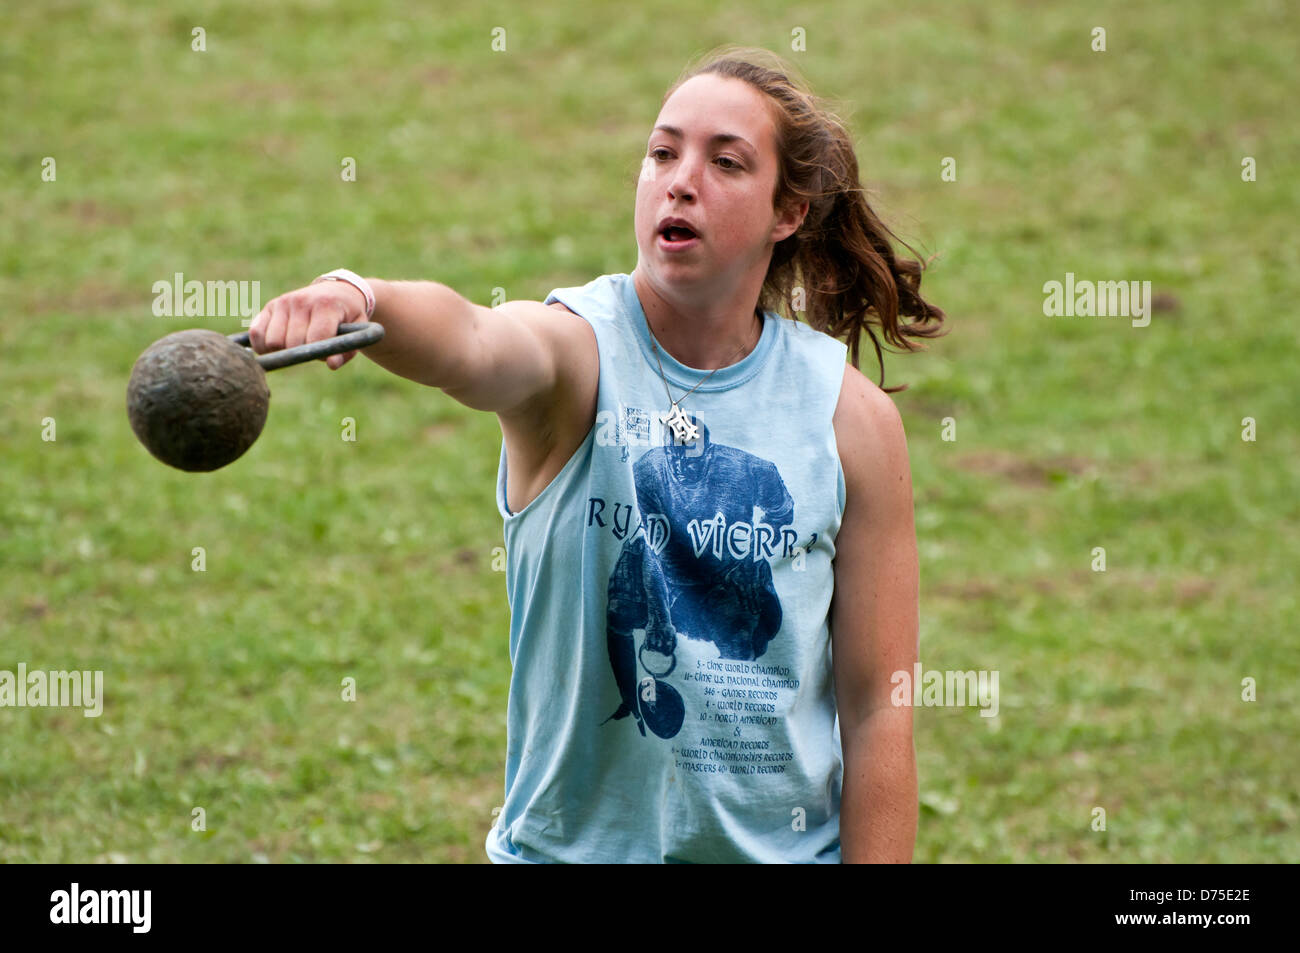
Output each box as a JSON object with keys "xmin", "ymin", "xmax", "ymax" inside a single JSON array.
[{"xmin": 665, "ymin": 46, "xmax": 948, "ymax": 393}]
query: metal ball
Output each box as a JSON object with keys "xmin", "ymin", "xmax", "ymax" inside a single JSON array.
[{"xmin": 126, "ymin": 329, "xmax": 270, "ymax": 472}]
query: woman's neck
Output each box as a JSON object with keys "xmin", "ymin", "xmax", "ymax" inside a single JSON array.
[{"xmin": 632, "ymin": 271, "xmax": 764, "ymax": 370}]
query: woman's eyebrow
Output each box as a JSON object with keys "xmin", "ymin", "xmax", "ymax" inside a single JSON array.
[{"xmin": 652, "ymin": 124, "xmax": 756, "ymax": 154}]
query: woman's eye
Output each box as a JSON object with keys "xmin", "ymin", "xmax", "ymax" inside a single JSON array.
[{"xmin": 648, "ymin": 149, "xmax": 740, "ymax": 171}]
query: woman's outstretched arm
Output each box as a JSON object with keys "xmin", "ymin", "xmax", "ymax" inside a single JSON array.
[{"xmin": 248, "ymin": 277, "xmax": 584, "ymax": 419}]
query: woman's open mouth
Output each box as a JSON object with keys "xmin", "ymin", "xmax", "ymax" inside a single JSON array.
[{"xmin": 658, "ymin": 225, "xmax": 700, "ymax": 251}]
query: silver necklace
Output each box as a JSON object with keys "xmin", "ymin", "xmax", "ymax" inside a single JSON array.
[{"xmin": 644, "ymin": 306, "xmax": 762, "ymax": 443}]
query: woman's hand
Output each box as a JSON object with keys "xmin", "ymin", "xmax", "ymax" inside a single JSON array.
[{"xmin": 247, "ymin": 280, "xmax": 368, "ymax": 370}]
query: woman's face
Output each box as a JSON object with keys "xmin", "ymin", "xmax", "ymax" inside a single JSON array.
[{"xmin": 635, "ymin": 73, "xmax": 805, "ymax": 294}]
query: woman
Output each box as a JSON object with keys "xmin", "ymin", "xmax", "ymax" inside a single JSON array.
[{"xmin": 249, "ymin": 46, "xmax": 945, "ymax": 863}]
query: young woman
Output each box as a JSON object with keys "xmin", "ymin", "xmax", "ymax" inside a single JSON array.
[{"xmin": 249, "ymin": 46, "xmax": 945, "ymax": 863}]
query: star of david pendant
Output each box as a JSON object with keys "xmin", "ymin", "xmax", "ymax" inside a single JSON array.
[{"xmin": 661, "ymin": 403, "xmax": 700, "ymax": 444}]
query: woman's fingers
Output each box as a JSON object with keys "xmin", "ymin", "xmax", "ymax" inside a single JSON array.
[
  {"xmin": 327, "ymin": 349, "xmax": 358, "ymax": 370},
  {"xmin": 249, "ymin": 285, "xmax": 366, "ymax": 363},
  {"xmin": 261, "ymin": 298, "xmax": 291, "ymax": 352}
]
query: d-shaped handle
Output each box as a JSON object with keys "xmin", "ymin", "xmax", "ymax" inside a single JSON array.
[{"xmin": 228, "ymin": 323, "xmax": 385, "ymax": 371}]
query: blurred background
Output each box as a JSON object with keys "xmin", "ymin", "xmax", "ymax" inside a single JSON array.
[{"xmin": 1, "ymin": 0, "xmax": 1296, "ymax": 862}]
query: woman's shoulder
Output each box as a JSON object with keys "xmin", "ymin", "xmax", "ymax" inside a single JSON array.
[
  {"xmin": 832, "ymin": 362, "xmax": 909, "ymax": 506},
  {"xmin": 779, "ymin": 312, "xmax": 849, "ymax": 356},
  {"xmin": 765, "ymin": 313, "xmax": 850, "ymax": 406},
  {"xmin": 543, "ymin": 273, "xmax": 632, "ymax": 322}
]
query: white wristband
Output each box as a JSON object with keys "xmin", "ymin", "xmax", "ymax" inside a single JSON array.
[{"xmin": 313, "ymin": 268, "xmax": 376, "ymax": 319}]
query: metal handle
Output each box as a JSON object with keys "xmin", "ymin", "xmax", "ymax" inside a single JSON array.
[{"xmin": 228, "ymin": 323, "xmax": 385, "ymax": 371}]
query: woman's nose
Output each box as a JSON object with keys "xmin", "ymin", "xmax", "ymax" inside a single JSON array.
[{"xmin": 667, "ymin": 159, "xmax": 700, "ymax": 201}]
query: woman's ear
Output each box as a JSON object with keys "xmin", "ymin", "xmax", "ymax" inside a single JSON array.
[{"xmin": 773, "ymin": 198, "xmax": 810, "ymax": 243}]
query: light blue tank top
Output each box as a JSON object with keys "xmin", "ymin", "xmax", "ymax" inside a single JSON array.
[{"xmin": 486, "ymin": 272, "xmax": 849, "ymax": 863}]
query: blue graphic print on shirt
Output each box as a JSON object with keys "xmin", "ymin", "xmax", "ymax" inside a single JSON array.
[{"xmin": 598, "ymin": 415, "xmax": 817, "ymax": 740}]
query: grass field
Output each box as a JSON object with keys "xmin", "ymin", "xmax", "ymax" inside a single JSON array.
[{"xmin": 2, "ymin": 0, "xmax": 1297, "ymax": 862}]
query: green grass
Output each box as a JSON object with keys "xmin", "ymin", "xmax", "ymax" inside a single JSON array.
[{"xmin": 2, "ymin": 0, "xmax": 1297, "ymax": 862}]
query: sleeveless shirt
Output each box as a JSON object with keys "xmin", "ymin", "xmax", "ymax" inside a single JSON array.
[{"xmin": 486, "ymin": 272, "xmax": 849, "ymax": 863}]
